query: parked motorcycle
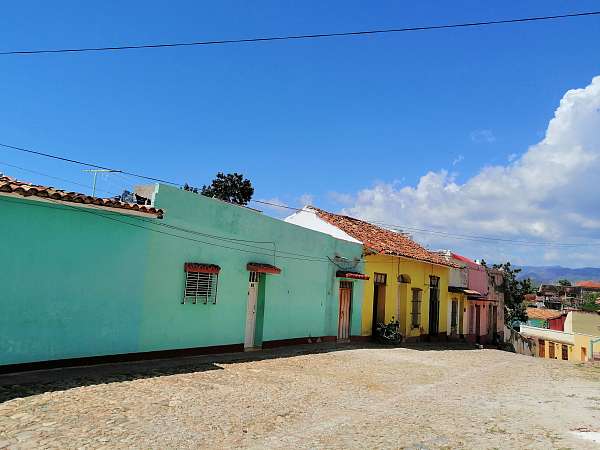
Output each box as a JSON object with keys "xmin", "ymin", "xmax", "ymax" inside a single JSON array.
[{"xmin": 375, "ymin": 317, "xmax": 403, "ymax": 345}]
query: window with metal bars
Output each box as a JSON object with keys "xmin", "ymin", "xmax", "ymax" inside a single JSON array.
[
  {"xmin": 374, "ymin": 273, "xmax": 387, "ymax": 285},
  {"xmin": 183, "ymin": 271, "xmax": 218, "ymax": 304},
  {"xmin": 411, "ymin": 288, "xmax": 422, "ymax": 328},
  {"xmin": 451, "ymin": 300, "xmax": 458, "ymax": 328}
]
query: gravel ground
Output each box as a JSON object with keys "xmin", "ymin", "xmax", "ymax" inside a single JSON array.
[{"xmin": 1, "ymin": 343, "xmax": 599, "ymax": 449}]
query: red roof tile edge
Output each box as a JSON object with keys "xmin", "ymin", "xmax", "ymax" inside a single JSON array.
[{"xmin": 0, "ymin": 175, "xmax": 163, "ymax": 218}]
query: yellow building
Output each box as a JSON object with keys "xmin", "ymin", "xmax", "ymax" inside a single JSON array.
[
  {"xmin": 284, "ymin": 206, "xmax": 454, "ymax": 341},
  {"xmin": 519, "ymin": 311, "xmax": 600, "ymax": 362}
]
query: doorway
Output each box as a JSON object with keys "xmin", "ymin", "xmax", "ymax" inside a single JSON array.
[
  {"xmin": 372, "ymin": 273, "xmax": 387, "ymax": 336},
  {"xmin": 428, "ymin": 276, "xmax": 440, "ymax": 336},
  {"xmin": 450, "ymin": 299, "xmax": 458, "ymax": 335},
  {"xmin": 245, "ymin": 272, "xmax": 260, "ymax": 349},
  {"xmin": 475, "ymin": 304, "xmax": 481, "ymax": 343},
  {"xmin": 338, "ymin": 281, "xmax": 353, "ymax": 341}
]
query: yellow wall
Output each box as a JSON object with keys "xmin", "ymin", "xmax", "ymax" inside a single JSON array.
[
  {"xmin": 361, "ymin": 254, "xmax": 450, "ymax": 338},
  {"xmin": 537, "ymin": 335, "xmax": 600, "ymax": 362}
]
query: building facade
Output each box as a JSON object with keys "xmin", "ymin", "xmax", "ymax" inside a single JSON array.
[
  {"xmin": 441, "ymin": 252, "xmax": 504, "ymax": 344},
  {"xmin": 285, "ymin": 207, "xmax": 453, "ymax": 341},
  {"xmin": 0, "ymin": 176, "xmax": 366, "ymax": 370}
]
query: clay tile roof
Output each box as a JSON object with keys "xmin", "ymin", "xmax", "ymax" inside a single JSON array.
[
  {"xmin": 526, "ymin": 308, "xmax": 565, "ymax": 321},
  {"xmin": 575, "ymin": 280, "xmax": 600, "ymax": 289},
  {"xmin": 309, "ymin": 206, "xmax": 454, "ymax": 267},
  {"xmin": 0, "ymin": 174, "xmax": 163, "ymax": 218}
]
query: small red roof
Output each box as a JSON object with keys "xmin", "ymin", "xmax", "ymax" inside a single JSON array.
[
  {"xmin": 308, "ymin": 206, "xmax": 454, "ymax": 267},
  {"xmin": 575, "ymin": 280, "xmax": 600, "ymax": 289},
  {"xmin": 526, "ymin": 308, "xmax": 565, "ymax": 321},
  {"xmin": 0, "ymin": 174, "xmax": 163, "ymax": 217}
]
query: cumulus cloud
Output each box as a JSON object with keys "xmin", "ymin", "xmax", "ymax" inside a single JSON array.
[
  {"xmin": 470, "ymin": 129, "xmax": 496, "ymax": 143},
  {"xmin": 342, "ymin": 76, "xmax": 600, "ymax": 266}
]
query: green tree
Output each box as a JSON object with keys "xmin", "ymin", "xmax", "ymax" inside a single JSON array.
[
  {"xmin": 201, "ymin": 172, "xmax": 254, "ymax": 206},
  {"xmin": 557, "ymin": 279, "xmax": 572, "ymax": 286},
  {"xmin": 582, "ymin": 292, "xmax": 600, "ymax": 312},
  {"xmin": 492, "ymin": 262, "xmax": 535, "ymax": 326}
]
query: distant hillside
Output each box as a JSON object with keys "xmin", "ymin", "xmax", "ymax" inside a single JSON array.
[{"xmin": 516, "ymin": 265, "xmax": 600, "ymax": 285}]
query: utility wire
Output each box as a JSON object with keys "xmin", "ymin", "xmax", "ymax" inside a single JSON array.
[
  {"xmin": 0, "ymin": 143, "xmax": 180, "ymax": 186},
  {"xmin": 0, "ymin": 162, "xmax": 338, "ymax": 260},
  {"xmin": 1, "ymin": 11, "xmax": 599, "ymax": 56},
  {"xmin": 0, "ymin": 196, "xmax": 335, "ymax": 263},
  {"xmin": 3, "ymin": 143, "xmax": 599, "ymax": 248},
  {"xmin": 254, "ymin": 199, "xmax": 600, "ymax": 248}
]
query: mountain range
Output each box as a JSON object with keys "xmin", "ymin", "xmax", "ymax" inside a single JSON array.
[{"xmin": 516, "ymin": 266, "xmax": 600, "ymax": 285}]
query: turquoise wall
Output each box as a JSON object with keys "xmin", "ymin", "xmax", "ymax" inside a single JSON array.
[{"xmin": 0, "ymin": 185, "xmax": 364, "ymax": 366}]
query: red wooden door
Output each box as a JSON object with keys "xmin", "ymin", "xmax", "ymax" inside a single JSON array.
[{"xmin": 338, "ymin": 282, "xmax": 353, "ymax": 341}]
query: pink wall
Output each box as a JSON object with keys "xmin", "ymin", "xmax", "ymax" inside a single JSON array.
[{"xmin": 452, "ymin": 253, "xmax": 488, "ymax": 294}]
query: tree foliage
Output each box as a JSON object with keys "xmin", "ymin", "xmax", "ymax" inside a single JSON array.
[
  {"xmin": 492, "ymin": 262, "xmax": 536, "ymax": 326},
  {"xmin": 200, "ymin": 172, "xmax": 254, "ymax": 206},
  {"xmin": 557, "ymin": 278, "xmax": 572, "ymax": 286}
]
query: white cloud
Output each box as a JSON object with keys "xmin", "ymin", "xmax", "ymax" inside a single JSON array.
[
  {"xmin": 507, "ymin": 153, "xmax": 518, "ymax": 162},
  {"xmin": 341, "ymin": 76, "xmax": 600, "ymax": 267},
  {"xmin": 452, "ymin": 154, "xmax": 464, "ymax": 166},
  {"xmin": 470, "ymin": 129, "xmax": 496, "ymax": 143},
  {"xmin": 298, "ymin": 193, "xmax": 314, "ymax": 207}
]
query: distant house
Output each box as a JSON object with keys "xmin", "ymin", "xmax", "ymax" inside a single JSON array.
[
  {"xmin": 285, "ymin": 207, "xmax": 454, "ymax": 341},
  {"xmin": 537, "ymin": 281, "xmax": 600, "ymax": 310},
  {"xmin": 519, "ymin": 310, "xmax": 600, "ymax": 362},
  {"xmin": 526, "ymin": 308, "xmax": 567, "ymax": 330},
  {"xmin": 0, "ymin": 175, "xmax": 367, "ymax": 371}
]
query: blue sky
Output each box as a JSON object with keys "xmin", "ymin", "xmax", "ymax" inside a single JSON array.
[{"xmin": 1, "ymin": 1, "xmax": 600, "ymax": 266}]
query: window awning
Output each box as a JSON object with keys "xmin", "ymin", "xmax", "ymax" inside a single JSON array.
[
  {"xmin": 247, "ymin": 263, "xmax": 281, "ymax": 274},
  {"xmin": 336, "ymin": 271, "xmax": 370, "ymax": 280},
  {"xmin": 464, "ymin": 289, "xmax": 484, "ymax": 297},
  {"xmin": 184, "ymin": 263, "xmax": 221, "ymax": 274}
]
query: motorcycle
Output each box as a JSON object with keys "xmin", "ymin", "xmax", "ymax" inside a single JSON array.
[{"xmin": 375, "ymin": 317, "xmax": 403, "ymax": 345}]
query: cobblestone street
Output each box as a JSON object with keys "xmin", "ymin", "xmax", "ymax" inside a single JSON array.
[{"xmin": 1, "ymin": 343, "xmax": 599, "ymax": 449}]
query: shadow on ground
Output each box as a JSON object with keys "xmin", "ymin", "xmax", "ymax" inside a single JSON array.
[{"xmin": 0, "ymin": 341, "xmax": 483, "ymax": 403}]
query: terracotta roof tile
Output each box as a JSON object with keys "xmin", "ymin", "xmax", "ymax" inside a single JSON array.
[
  {"xmin": 0, "ymin": 174, "xmax": 163, "ymax": 218},
  {"xmin": 526, "ymin": 308, "xmax": 565, "ymax": 321},
  {"xmin": 309, "ymin": 206, "xmax": 454, "ymax": 267},
  {"xmin": 575, "ymin": 280, "xmax": 600, "ymax": 289}
]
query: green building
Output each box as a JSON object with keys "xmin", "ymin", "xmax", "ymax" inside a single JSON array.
[{"xmin": 0, "ymin": 175, "xmax": 366, "ymax": 370}]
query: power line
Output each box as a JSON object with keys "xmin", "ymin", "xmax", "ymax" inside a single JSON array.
[
  {"xmin": 0, "ymin": 143, "xmax": 180, "ymax": 186},
  {"xmin": 1, "ymin": 11, "xmax": 599, "ymax": 56},
  {"xmin": 3, "ymin": 143, "xmax": 599, "ymax": 248},
  {"xmin": 0, "ymin": 196, "xmax": 335, "ymax": 263},
  {"xmin": 0, "ymin": 160, "xmax": 120, "ymax": 197},
  {"xmin": 253, "ymin": 199, "xmax": 600, "ymax": 248}
]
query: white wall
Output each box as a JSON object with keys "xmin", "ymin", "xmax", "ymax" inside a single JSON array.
[{"xmin": 284, "ymin": 208, "xmax": 362, "ymax": 244}]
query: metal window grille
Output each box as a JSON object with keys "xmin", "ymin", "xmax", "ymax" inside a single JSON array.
[
  {"xmin": 249, "ymin": 271, "xmax": 260, "ymax": 283},
  {"xmin": 451, "ymin": 300, "xmax": 458, "ymax": 328},
  {"xmin": 183, "ymin": 271, "xmax": 218, "ymax": 304},
  {"xmin": 411, "ymin": 288, "xmax": 421, "ymax": 328},
  {"xmin": 374, "ymin": 273, "xmax": 387, "ymax": 285}
]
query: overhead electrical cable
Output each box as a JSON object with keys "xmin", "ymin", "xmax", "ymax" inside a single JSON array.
[
  {"xmin": 3, "ymin": 142, "xmax": 599, "ymax": 248},
  {"xmin": 0, "ymin": 196, "xmax": 336, "ymax": 263},
  {"xmin": 1, "ymin": 11, "xmax": 599, "ymax": 56},
  {"xmin": 0, "ymin": 143, "xmax": 180, "ymax": 186}
]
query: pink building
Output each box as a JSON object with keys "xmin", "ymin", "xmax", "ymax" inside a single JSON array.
[{"xmin": 446, "ymin": 253, "xmax": 504, "ymax": 345}]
